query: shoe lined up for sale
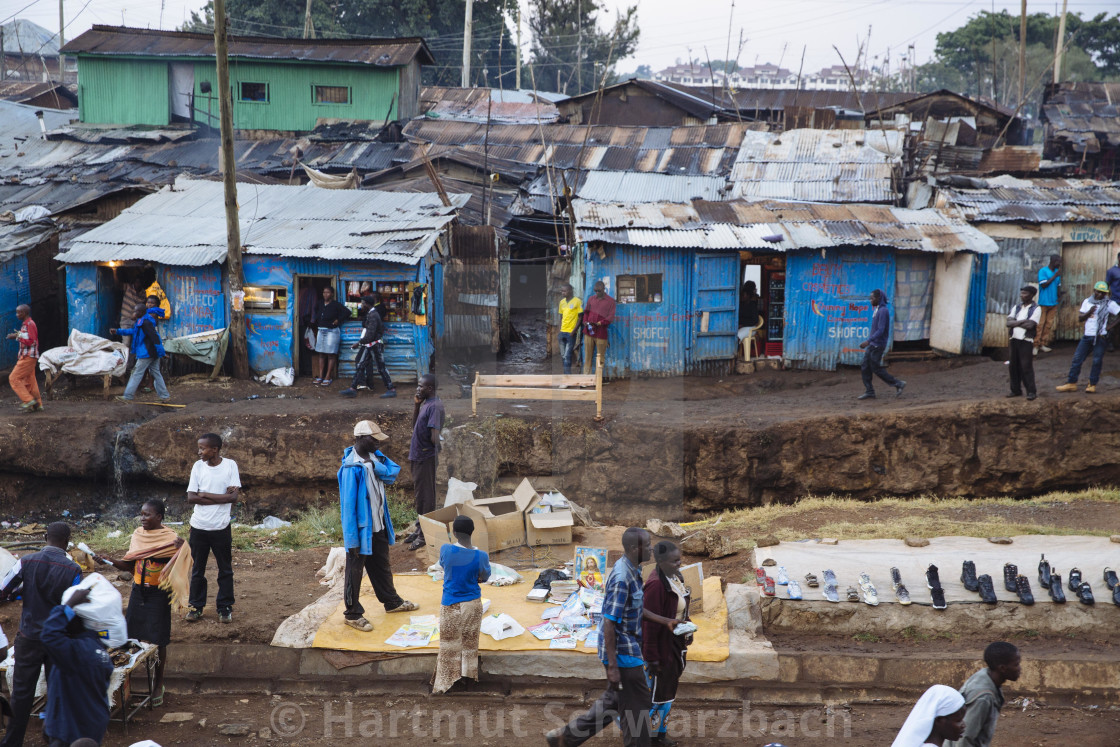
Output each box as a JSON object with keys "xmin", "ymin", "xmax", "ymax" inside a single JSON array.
[
  {"xmin": 1048, "ymin": 571, "xmax": 1066, "ymax": 604},
  {"xmin": 1038, "ymin": 554, "xmax": 1051, "ymax": 588},
  {"xmin": 1068, "ymin": 567, "xmax": 1083, "ymax": 592},
  {"xmin": 927, "ymin": 564, "xmax": 947, "ymax": 610},
  {"xmin": 960, "ymin": 560, "xmax": 979, "ymax": 592},
  {"xmin": 1003, "ymin": 563, "xmax": 1018, "ymax": 592},
  {"xmin": 1015, "ymin": 574, "xmax": 1034, "ymax": 605},
  {"xmin": 858, "ymin": 573, "xmax": 879, "ymax": 606},
  {"xmin": 977, "ymin": 574, "xmax": 998, "ymax": 604}
]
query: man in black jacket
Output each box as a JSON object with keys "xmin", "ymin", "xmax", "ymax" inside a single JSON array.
[
  {"xmin": 0, "ymin": 522, "xmax": 81, "ymax": 747},
  {"xmin": 340, "ymin": 295, "xmax": 396, "ymax": 399},
  {"xmin": 41, "ymin": 589, "xmax": 114, "ymax": 747}
]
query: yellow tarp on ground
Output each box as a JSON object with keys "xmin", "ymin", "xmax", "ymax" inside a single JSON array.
[{"xmin": 312, "ymin": 572, "xmax": 729, "ymax": 662}]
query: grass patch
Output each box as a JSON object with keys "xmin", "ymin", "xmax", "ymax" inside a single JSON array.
[
  {"xmin": 900, "ymin": 626, "xmax": 929, "ymax": 643},
  {"xmin": 388, "ymin": 490, "xmax": 417, "ymax": 532},
  {"xmin": 852, "ymin": 632, "xmax": 880, "ymax": 643}
]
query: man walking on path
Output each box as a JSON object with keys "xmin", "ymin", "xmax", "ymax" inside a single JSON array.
[
  {"xmin": 185, "ymin": 433, "xmax": 240, "ymax": 623},
  {"xmin": 858, "ymin": 289, "xmax": 905, "ymax": 400},
  {"xmin": 404, "ymin": 374, "xmax": 444, "ymax": 551},
  {"xmin": 112, "ymin": 302, "xmax": 170, "ymax": 402},
  {"xmin": 557, "ymin": 283, "xmax": 583, "ymax": 375},
  {"xmin": 340, "ymin": 295, "xmax": 396, "ymax": 399},
  {"xmin": 6, "ymin": 304, "xmax": 41, "ymax": 413},
  {"xmin": 546, "ymin": 527, "xmax": 679, "ymax": 747},
  {"xmin": 0, "ymin": 522, "xmax": 80, "ymax": 747},
  {"xmin": 582, "ymin": 281, "xmax": 615, "ymax": 375},
  {"xmin": 1056, "ymin": 281, "xmax": 1120, "ymax": 394},
  {"xmin": 947, "ymin": 642, "xmax": 1021, "ymax": 747},
  {"xmin": 1006, "ymin": 286, "xmax": 1041, "ymax": 400},
  {"xmin": 338, "ymin": 420, "xmax": 417, "ymax": 631},
  {"xmin": 1036, "ymin": 254, "xmax": 1062, "ymax": 354}
]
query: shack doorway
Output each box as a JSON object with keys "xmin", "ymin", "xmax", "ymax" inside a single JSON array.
[
  {"xmin": 738, "ymin": 253, "xmax": 785, "ymax": 360},
  {"xmin": 294, "ymin": 275, "xmax": 333, "ymax": 378}
]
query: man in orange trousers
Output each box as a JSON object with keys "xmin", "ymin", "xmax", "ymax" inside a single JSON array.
[{"xmin": 7, "ymin": 304, "xmax": 41, "ymax": 412}]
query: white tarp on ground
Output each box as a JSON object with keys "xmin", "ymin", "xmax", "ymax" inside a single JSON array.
[
  {"xmin": 38, "ymin": 330, "xmax": 128, "ymax": 378},
  {"xmin": 753, "ymin": 535, "xmax": 1120, "ymax": 605}
]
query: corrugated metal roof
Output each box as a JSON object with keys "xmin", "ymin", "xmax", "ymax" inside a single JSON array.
[
  {"xmin": 728, "ymin": 128, "xmax": 903, "ymax": 203},
  {"xmin": 61, "ymin": 25, "xmax": 434, "ymax": 66},
  {"xmin": 520, "ymin": 169, "xmax": 728, "ymax": 210},
  {"xmin": 573, "ymin": 197, "xmax": 998, "ymax": 254},
  {"xmin": 0, "ymin": 82, "xmax": 77, "ymax": 108},
  {"xmin": 0, "ymin": 100, "xmax": 74, "ymax": 156},
  {"xmin": 0, "ymin": 218, "xmax": 57, "ymax": 264},
  {"xmin": 419, "ymin": 87, "xmax": 560, "ymax": 124},
  {"xmin": 58, "ymin": 178, "xmax": 467, "ymax": 266},
  {"xmin": 937, "ymin": 175, "xmax": 1120, "ymax": 223},
  {"xmin": 1042, "ymin": 82, "xmax": 1120, "ymax": 137}
]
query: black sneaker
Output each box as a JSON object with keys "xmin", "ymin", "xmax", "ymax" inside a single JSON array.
[
  {"xmin": 1112, "ymin": 584, "xmax": 1120, "ymax": 608},
  {"xmin": 1077, "ymin": 582, "xmax": 1095, "ymax": 605},
  {"xmin": 926, "ymin": 564, "xmax": 942, "ymax": 590},
  {"xmin": 1003, "ymin": 563, "xmax": 1018, "ymax": 592},
  {"xmin": 218, "ymin": 609, "xmax": 233, "ymax": 624},
  {"xmin": 1106, "ymin": 567, "xmax": 1120, "ymax": 591},
  {"xmin": 890, "ymin": 566, "xmax": 903, "ymax": 591},
  {"xmin": 930, "ymin": 586, "xmax": 947, "ymax": 610},
  {"xmin": 895, "ymin": 380, "xmax": 906, "ymax": 398},
  {"xmin": 961, "ymin": 560, "xmax": 978, "ymax": 592},
  {"xmin": 857, "ymin": 392, "xmax": 876, "ymax": 400},
  {"xmin": 185, "ymin": 608, "xmax": 203, "ymax": 622},
  {"xmin": 1068, "ymin": 567, "xmax": 1083, "ymax": 592},
  {"xmin": 1038, "ymin": 554, "xmax": 1051, "ymax": 588},
  {"xmin": 1049, "ymin": 572, "xmax": 1066, "ymax": 603},
  {"xmin": 1015, "ymin": 575, "xmax": 1034, "ymax": 605},
  {"xmin": 977, "ymin": 574, "xmax": 997, "ymax": 604}
]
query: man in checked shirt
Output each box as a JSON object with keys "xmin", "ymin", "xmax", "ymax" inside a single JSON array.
[{"xmin": 546, "ymin": 528, "xmax": 680, "ymax": 747}]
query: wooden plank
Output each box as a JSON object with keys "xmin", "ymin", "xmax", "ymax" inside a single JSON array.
[
  {"xmin": 474, "ymin": 386, "xmax": 596, "ymax": 402},
  {"xmin": 476, "ymin": 374, "xmax": 595, "ymax": 387},
  {"xmin": 472, "ymin": 370, "xmax": 480, "ymax": 417},
  {"xmin": 595, "ymin": 353, "xmax": 603, "ymax": 420}
]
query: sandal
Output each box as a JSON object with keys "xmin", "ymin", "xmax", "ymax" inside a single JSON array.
[
  {"xmin": 762, "ymin": 576, "xmax": 775, "ymax": 597},
  {"xmin": 803, "ymin": 572, "xmax": 819, "ymax": 588},
  {"xmin": 754, "ymin": 568, "xmax": 767, "ymax": 586},
  {"xmin": 320, "ymin": 379, "xmax": 333, "ymax": 386},
  {"xmin": 151, "ymin": 686, "xmax": 165, "ymax": 707},
  {"xmin": 313, "ymin": 378, "xmax": 323, "ymax": 384},
  {"xmin": 344, "ymin": 617, "xmax": 374, "ymax": 632},
  {"xmin": 387, "ymin": 600, "xmax": 419, "ymax": 614},
  {"xmin": 846, "ymin": 586, "xmax": 860, "ymax": 602}
]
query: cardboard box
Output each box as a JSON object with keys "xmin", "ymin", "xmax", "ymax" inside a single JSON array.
[
  {"xmin": 525, "ymin": 491, "xmax": 574, "ymax": 546},
  {"xmin": 642, "ymin": 560, "xmax": 705, "ymax": 613},
  {"xmin": 418, "ymin": 504, "xmax": 492, "ymax": 566},
  {"xmin": 462, "ymin": 479, "xmax": 535, "ymax": 553}
]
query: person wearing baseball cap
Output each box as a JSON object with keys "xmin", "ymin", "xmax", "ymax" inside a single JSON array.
[
  {"xmin": 1056, "ymin": 280, "xmax": 1120, "ymax": 394},
  {"xmin": 337, "ymin": 420, "xmax": 417, "ymax": 632}
]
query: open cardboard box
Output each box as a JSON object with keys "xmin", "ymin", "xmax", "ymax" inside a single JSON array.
[
  {"xmin": 461, "ymin": 479, "xmax": 536, "ymax": 553},
  {"xmin": 418, "ymin": 504, "xmax": 492, "ymax": 566},
  {"xmin": 525, "ymin": 491, "xmax": 575, "ymax": 547},
  {"xmin": 642, "ymin": 561, "xmax": 705, "ymax": 613}
]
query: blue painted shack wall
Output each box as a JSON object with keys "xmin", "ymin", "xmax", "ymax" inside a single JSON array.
[
  {"xmin": 155, "ymin": 265, "xmax": 227, "ymax": 340},
  {"xmin": 0, "ymin": 255, "xmax": 30, "ymax": 370},
  {"xmin": 690, "ymin": 253, "xmax": 739, "ymax": 375},
  {"xmin": 962, "ymin": 253, "xmax": 989, "ymax": 355},
  {"xmin": 583, "ymin": 245, "xmax": 691, "ymax": 377},
  {"xmin": 65, "ymin": 264, "xmax": 115, "ymax": 339},
  {"xmin": 785, "ymin": 248, "xmax": 896, "ymax": 371}
]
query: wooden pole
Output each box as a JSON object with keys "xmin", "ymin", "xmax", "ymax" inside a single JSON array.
[
  {"xmin": 461, "ymin": 0, "xmax": 474, "ymax": 87},
  {"xmin": 303, "ymin": 0, "xmax": 315, "ymax": 39},
  {"xmin": 515, "ymin": 6, "xmax": 521, "ymax": 90},
  {"xmin": 213, "ymin": 0, "xmax": 251, "ymax": 379},
  {"xmin": 58, "ymin": 0, "xmax": 65, "ymax": 50},
  {"xmin": 1018, "ymin": 0, "xmax": 1027, "ymax": 105},
  {"xmin": 1053, "ymin": 0, "xmax": 1068, "ymax": 83}
]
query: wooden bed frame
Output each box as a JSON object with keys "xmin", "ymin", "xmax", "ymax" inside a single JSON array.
[{"xmin": 471, "ymin": 355, "xmax": 603, "ymax": 420}]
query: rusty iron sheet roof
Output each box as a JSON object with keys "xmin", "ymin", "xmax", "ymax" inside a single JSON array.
[
  {"xmin": 729, "ymin": 128, "xmax": 903, "ymax": 203},
  {"xmin": 1042, "ymin": 82, "xmax": 1120, "ymax": 139},
  {"xmin": 573, "ymin": 197, "xmax": 997, "ymax": 254},
  {"xmin": 61, "ymin": 25, "xmax": 434, "ymax": 66},
  {"xmin": 937, "ymin": 175, "xmax": 1120, "ymax": 223},
  {"xmin": 419, "ymin": 87, "xmax": 560, "ymax": 124},
  {"xmin": 58, "ymin": 177, "xmax": 467, "ymax": 266},
  {"xmin": 0, "ymin": 81, "xmax": 77, "ymax": 108}
]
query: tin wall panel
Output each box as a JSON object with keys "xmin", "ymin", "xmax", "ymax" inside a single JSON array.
[
  {"xmin": 981, "ymin": 237, "xmax": 1061, "ymax": 348},
  {"xmin": 690, "ymin": 253, "xmax": 739, "ymax": 365},
  {"xmin": 0, "ymin": 255, "xmax": 29, "ymax": 370},
  {"xmin": 1056, "ymin": 242, "xmax": 1112, "ymax": 341},
  {"xmin": 893, "ymin": 253, "xmax": 934, "ymax": 341},
  {"xmin": 785, "ymin": 248, "xmax": 895, "ymax": 370},
  {"xmin": 244, "ymin": 255, "xmax": 294, "ymax": 372},
  {"xmin": 583, "ymin": 244, "xmax": 690, "ymax": 377},
  {"xmin": 156, "ymin": 265, "xmax": 226, "ymax": 340},
  {"xmin": 962, "ymin": 253, "xmax": 990, "ymax": 354}
]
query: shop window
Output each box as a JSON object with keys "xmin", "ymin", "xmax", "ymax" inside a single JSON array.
[
  {"xmin": 244, "ymin": 286, "xmax": 287, "ymax": 312},
  {"xmin": 313, "ymin": 85, "xmax": 351, "ymax": 105},
  {"xmin": 238, "ymin": 82, "xmax": 269, "ymax": 103},
  {"xmin": 342, "ymin": 280, "xmax": 413, "ymax": 322},
  {"xmin": 617, "ymin": 273, "xmax": 663, "ymax": 304}
]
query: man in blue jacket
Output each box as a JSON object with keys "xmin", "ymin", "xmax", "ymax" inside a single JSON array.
[
  {"xmin": 337, "ymin": 420, "xmax": 418, "ymax": 632},
  {"xmin": 111, "ymin": 302, "xmax": 170, "ymax": 402},
  {"xmin": 40, "ymin": 588, "xmax": 113, "ymax": 747},
  {"xmin": 857, "ymin": 288, "xmax": 906, "ymax": 400}
]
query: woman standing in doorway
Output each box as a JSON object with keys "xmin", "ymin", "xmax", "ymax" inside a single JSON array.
[{"xmin": 313, "ymin": 286, "xmax": 350, "ymax": 387}]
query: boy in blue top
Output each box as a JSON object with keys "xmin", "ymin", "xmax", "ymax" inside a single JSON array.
[
  {"xmin": 111, "ymin": 301, "xmax": 170, "ymax": 402},
  {"xmin": 337, "ymin": 420, "xmax": 417, "ymax": 632},
  {"xmin": 433, "ymin": 515, "xmax": 490, "ymax": 693}
]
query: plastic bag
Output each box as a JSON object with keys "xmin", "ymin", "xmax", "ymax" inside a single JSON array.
[
  {"xmin": 316, "ymin": 547, "xmax": 346, "ymax": 586},
  {"xmin": 480, "ymin": 613, "xmax": 524, "ymax": 641},
  {"xmin": 487, "ymin": 563, "xmax": 522, "ymax": 586},
  {"xmin": 253, "ymin": 516, "xmax": 291, "ymax": 530},
  {"xmin": 259, "ymin": 367, "xmax": 295, "ymax": 387},
  {"xmin": 444, "ymin": 477, "xmax": 477, "ymax": 508},
  {"xmin": 61, "ymin": 573, "xmax": 127, "ymax": 648}
]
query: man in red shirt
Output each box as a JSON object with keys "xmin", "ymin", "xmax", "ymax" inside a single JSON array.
[
  {"xmin": 582, "ymin": 281, "xmax": 616, "ymax": 375},
  {"xmin": 6, "ymin": 304, "xmax": 41, "ymax": 412}
]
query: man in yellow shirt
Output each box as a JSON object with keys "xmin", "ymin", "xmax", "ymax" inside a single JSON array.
[{"xmin": 557, "ymin": 283, "xmax": 583, "ymax": 374}]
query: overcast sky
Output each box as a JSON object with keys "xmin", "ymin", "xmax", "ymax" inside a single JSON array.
[{"xmin": 10, "ymin": 0, "xmax": 1117, "ymax": 77}]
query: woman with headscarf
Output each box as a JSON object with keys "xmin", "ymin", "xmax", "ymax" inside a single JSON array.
[
  {"xmin": 92, "ymin": 499, "xmax": 186, "ymax": 707},
  {"xmin": 432, "ymin": 515, "xmax": 490, "ymax": 694},
  {"xmin": 643, "ymin": 540, "xmax": 692, "ymax": 747},
  {"xmin": 891, "ymin": 684, "xmax": 968, "ymax": 747}
]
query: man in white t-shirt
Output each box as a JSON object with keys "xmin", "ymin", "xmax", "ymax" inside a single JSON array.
[
  {"xmin": 185, "ymin": 432, "xmax": 241, "ymax": 623},
  {"xmin": 1006, "ymin": 285, "xmax": 1041, "ymax": 400},
  {"xmin": 1057, "ymin": 281, "xmax": 1120, "ymax": 394}
]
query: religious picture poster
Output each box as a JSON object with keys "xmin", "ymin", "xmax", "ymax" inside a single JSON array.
[{"xmin": 574, "ymin": 547, "xmax": 608, "ymax": 591}]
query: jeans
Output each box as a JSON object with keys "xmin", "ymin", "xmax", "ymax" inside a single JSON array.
[
  {"xmin": 558, "ymin": 331, "xmax": 576, "ymax": 374},
  {"xmin": 1, "ymin": 634, "xmax": 50, "ymax": 747},
  {"xmin": 188, "ymin": 525, "xmax": 234, "ymax": 612},
  {"xmin": 344, "ymin": 532, "xmax": 404, "ymax": 618},
  {"xmin": 1008, "ymin": 338, "xmax": 1037, "ymax": 396},
  {"xmin": 860, "ymin": 345, "xmax": 899, "ymax": 394},
  {"xmin": 1067, "ymin": 335, "xmax": 1108, "ymax": 385},
  {"xmin": 122, "ymin": 357, "xmax": 169, "ymax": 400}
]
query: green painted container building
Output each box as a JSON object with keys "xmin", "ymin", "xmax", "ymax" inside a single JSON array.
[{"xmin": 60, "ymin": 26, "xmax": 433, "ymax": 132}]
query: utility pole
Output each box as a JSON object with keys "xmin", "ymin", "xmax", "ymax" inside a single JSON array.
[
  {"xmin": 461, "ymin": 0, "xmax": 473, "ymax": 87},
  {"xmin": 515, "ymin": 6, "xmax": 521, "ymax": 90},
  {"xmin": 303, "ymin": 0, "xmax": 315, "ymax": 39},
  {"xmin": 1018, "ymin": 0, "xmax": 1027, "ymax": 105},
  {"xmin": 58, "ymin": 0, "xmax": 64, "ymax": 49},
  {"xmin": 213, "ymin": 0, "xmax": 251, "ymax": 380},
  {"xmin": 576, "ymin": 0, "xmax": 582, "ymax": 94},
  {"xmin": 1053, "ymin": 0, "xmax": 1068, "ymax": 83}
]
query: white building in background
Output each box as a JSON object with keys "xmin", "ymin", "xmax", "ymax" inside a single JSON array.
[{"xmin": 653, "ymin": 62, "xmax": 870, "ymax": 91}]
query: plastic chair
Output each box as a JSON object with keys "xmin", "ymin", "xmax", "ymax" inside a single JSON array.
[{"xmin": 738, "ymin": 320, "xmax": 765, "ymax": 361}]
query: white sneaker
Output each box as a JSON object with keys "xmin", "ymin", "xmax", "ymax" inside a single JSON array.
[
  {"xmin": 1032, "ymin": 348, "xmax": 1039, "ymax": 356},
  {"xmin": 1041, "ymin": 346, "xmax": 1052, "ymax": 353}
]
